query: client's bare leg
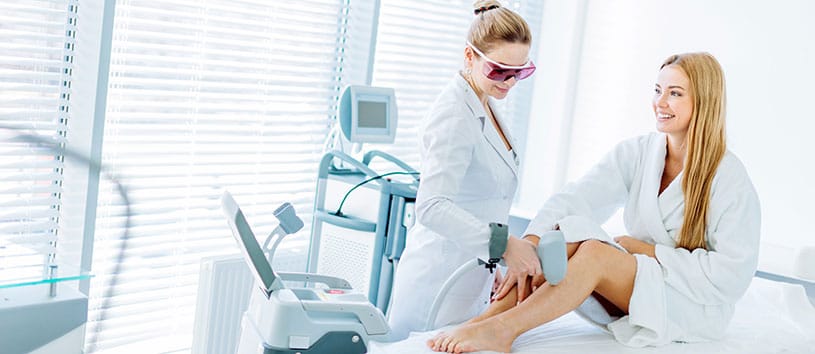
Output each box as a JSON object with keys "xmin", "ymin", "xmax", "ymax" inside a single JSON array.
[
  {"xmin": 466, "ymin": 279, "xmax": 520, "ymax": 323},
  {"xmin": 430, "ymin": 240, "xmax": 637, "ymax": 353},
  {"xmin": 427, "ymin": 279, "xmax": 520, "ymax": 348},
  {"xmin": 469, "ymin": 242, "xmax": 581, "ymax": 323},
  {"xmin": 427, "ymin": 242, "xmax": 580, "ymax": 348}
]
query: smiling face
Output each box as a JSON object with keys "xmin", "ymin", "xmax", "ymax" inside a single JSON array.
[
  {"xmin": 653, "ymin": 65, "xmax": 694, "ymax": 138},
  {"xmin": 466, "ymin": 41, "xmax": 531, "ymax": 100}
]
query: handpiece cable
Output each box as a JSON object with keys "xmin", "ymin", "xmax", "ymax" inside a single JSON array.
[{"xmin": 333, "ymin": 171, "xmax": 419, "ymax": 217}]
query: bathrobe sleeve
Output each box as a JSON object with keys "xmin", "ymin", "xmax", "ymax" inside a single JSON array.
[
  {"xmin": 524, "ymin": 137, "xmax": 644, "ymax": 238},
  {"xmin": 655, "ymin": 155, "xmax": 761, "ymax": 305},
  {"xmin": 414, "ymin": 100, "xmax": 493, "ymax": 260}
]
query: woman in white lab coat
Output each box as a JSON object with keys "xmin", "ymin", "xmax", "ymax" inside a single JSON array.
[
  {"xmin": 429, "ymin": 52, "xmax": 761, "ymax": 353},
  {"xmin": 386, "ymin": 1, "xmax": 542, "ymax": 341}
]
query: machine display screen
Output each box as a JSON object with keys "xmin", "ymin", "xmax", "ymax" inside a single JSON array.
[
  {"xmin": 357, "ymin": 101, "xmax": 388, "ymax": 128},
  {"xmin": 222, "ymin": 192, "xmax": 275, "ymax": 296}
]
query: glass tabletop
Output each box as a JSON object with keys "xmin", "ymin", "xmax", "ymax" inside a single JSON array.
[
  {"xmin": 0, "ymin": 267, "xmax": 93, "ymax": 289},
  {"xmin": 0, "ymin": 242, "xmax": 93, "ymax": 289}
]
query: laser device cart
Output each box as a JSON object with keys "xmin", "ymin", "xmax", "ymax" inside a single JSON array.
[{"xmin": 308, "ymin": 150, "xmax": 418, "ymax": 314}]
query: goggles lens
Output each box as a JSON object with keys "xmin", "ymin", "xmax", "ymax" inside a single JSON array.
[
  {"xmin": 468, "ymin": 42, "xmax": 536, "ymax": 82},
  {"xmin": 482, "ymin": 60, "xmax": 536, "ymax": 82}
]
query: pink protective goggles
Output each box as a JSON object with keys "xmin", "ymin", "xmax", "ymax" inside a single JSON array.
[{"xmin": 468, "ymin": 42, "xmax": 536, "ymax": 82}]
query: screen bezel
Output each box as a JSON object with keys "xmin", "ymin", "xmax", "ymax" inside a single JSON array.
[
  {"xmin": 345, "ymin": 86, "xmax": 396, "ymax": 143},
  {"xmin": 221, "ymin": 191, "xmax": 277, "ymax": 297}
]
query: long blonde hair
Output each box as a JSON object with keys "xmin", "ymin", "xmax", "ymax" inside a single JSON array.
[
  {"xmin": 661, "ymin": 53, "xmax": 727, "ymax": 250},
  {"xmin": 468, "ymin": 0, "xmax": 531, "ymax": 53}
]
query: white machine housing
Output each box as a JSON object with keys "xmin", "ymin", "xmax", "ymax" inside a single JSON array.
[
  {"xmin": 221, "ymin": 191, "xmax": 389, "ymax": 354},
  {"xmin": 237, "ymin": 279, "xmax": 389, "ymax": 353}
]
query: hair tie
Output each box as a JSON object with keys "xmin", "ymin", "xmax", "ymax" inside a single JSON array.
[{"xmin": 474, "ymin": 4, "xmax": 500, "ymax": 15}]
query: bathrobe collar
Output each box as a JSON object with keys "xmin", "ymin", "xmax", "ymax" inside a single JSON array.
[
  {"xmin": 640, "ymin": 134, "xmax": 678, "ymax": 247},
  {"xmin": 455, "ymin": 73, "xmax": 519, "ymax": 176}
]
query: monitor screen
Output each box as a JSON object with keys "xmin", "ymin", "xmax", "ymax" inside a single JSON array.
[
  {"xmin": 221, "ymin": 191, "xmax": 276, "ymax": 296},
  {"xmin": 338, "ymin": 85, "xmax": 397, "ymax": 144},
  {"xmin": 357, "ymin": 100, "xmax": 388, "ymax": 129}
]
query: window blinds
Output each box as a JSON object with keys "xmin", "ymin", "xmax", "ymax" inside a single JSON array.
[
  {"xmin": 85, "ymin": 0, "xmax": 347, "ymax": 352},
  {"xmin": 81, "ymin": 0, "xmax": 542, "ymax": 352},
  {"xmin": 0, "ymin": 0, "xmax": 76, "ymax": 283}
]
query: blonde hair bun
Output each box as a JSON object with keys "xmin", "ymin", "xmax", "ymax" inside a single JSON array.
[{"xmin": 468, "ymin": 0, "xmax": 530, "ymax": 53}]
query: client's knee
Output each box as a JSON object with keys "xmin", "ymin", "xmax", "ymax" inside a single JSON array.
[{"xmin": 575, "ymin": 239, "xmax": 608, "ymax": 256}]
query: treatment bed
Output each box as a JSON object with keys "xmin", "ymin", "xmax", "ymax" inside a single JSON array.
[{"xmin": 370, "ymin": 276, "xmax": 815, "ymax": 353}]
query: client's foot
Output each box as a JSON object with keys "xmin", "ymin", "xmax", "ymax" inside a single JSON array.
[{"xmin": 427, "ymin": 317, "xmax": 515, "ymax": 353}]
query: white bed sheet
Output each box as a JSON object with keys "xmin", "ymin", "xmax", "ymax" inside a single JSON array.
[{"xmin": 370, "ymin": 277, "xmax": 815, "ymax": 353}]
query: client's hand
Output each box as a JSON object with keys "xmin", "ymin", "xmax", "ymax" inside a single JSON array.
[
  {"xmin": 494, "ymin": 236, "xmax": 540, "ymax": 302},
  {"xmin": 614, "ymin": 235, "xmax": 656, "ymax": 258}
]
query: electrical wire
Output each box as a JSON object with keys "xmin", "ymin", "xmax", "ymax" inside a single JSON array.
[{"xmin": 334, "ymin": 171, "xmax": 419, "ymax": 217}]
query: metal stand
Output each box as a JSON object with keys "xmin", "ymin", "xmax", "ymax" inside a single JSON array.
[{"xmin": 308, "ymin": 150, "xmax": 418, "ymax": 313}]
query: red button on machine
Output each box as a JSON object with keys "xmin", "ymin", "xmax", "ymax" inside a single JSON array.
[{"xmin": 326, "ymin": 289, "xmax": 345, "ymax": 294}]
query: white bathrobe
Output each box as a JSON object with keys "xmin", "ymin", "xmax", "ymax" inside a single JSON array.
[
  {"xmin": 387, "ymin": 73, "xmax": 519, "ymax": 341},
  {"xmin": 525, "ymin": 132, "xmax": 761, "ymax": 347}
]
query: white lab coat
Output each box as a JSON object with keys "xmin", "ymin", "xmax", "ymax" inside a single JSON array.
[
  {"xmin": 387, "ymin": 73, "xmax": 520, "ymax": 341},
  {"xmin": 525, "ymin": 132, "xmax": 761, "ymax": 347}
]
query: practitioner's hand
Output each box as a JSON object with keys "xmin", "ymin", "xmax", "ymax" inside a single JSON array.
[
  {"xmin": 614, "ymin": 235, "xmax": 656, "ymax": 258},
  {"xmin": 494, "ymin": 236, "xmax": 540, "ymax": 302}
]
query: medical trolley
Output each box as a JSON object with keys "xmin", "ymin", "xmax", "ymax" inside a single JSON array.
[{"xmin": 307, "ymin": 150, "xmax": 418, "ymax": 314}]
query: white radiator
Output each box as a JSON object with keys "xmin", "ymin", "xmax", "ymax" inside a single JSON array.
[
  {"xmin": 192, "ymin": 255, "xmax": 253, "ymax": 354},
  {"xmin": 192, "ymin": 251, "xmax": 307, "ymax": 354}
]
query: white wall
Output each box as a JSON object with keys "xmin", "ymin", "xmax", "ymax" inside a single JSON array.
[{"xmin": 519, "ymin": 0, "xmax": 815, "ymax": 274}]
